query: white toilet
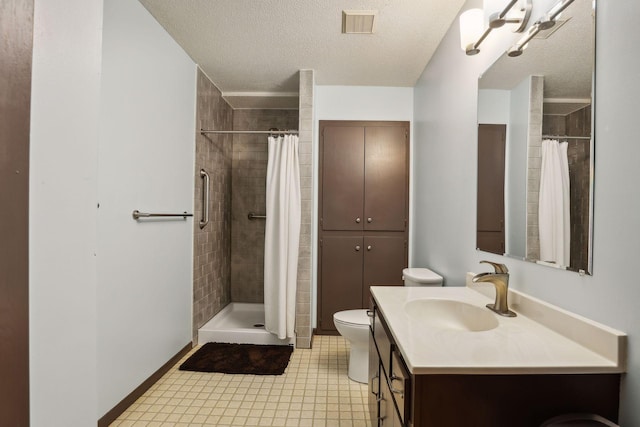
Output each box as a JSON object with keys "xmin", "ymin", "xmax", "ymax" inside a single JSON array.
[{"xmin": 333, "ymin": 267, "xmax": 443, "ymax": 383}]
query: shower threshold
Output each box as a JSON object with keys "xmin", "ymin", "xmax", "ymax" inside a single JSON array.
[{"xmin": 198, "ymin": 302, "xmax": 295, "ymax": 346}]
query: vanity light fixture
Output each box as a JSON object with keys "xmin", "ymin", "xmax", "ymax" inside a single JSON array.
[
  {"xmin": 507, "ymin": 0, "xmax": 575, "ymax": 57},
  {"xmin": 460, "ymin": 0, "xmax": 532, "ymax": 55},
  {"xmin": 460, "ymin": 9, "xmax": 485, "ymax": 54}
]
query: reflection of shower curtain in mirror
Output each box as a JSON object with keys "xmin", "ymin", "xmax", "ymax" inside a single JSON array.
[
  {"xmin": 539, "ymin": 139, "xmax": 570, "ymax": 266},
  {"xmin": 264, "ymin": 134, "xmax": 301, "ymax": 339}
]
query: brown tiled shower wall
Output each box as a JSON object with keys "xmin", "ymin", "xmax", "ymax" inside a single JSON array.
[
  {"xmin": 230, "ymin": 109, "xmax": 299, "ymax": 302},
  {"xmin": 192, "ymin": 69, "xmax": 234, "ymax": 343}
]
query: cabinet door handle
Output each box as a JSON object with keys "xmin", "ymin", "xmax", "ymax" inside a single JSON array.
[
  {"xmin": 367, "ymin": 217, "xmax": 373, "ymax": 223},
  {"xmin": 367, "ymin": 245, "xmax": 372, "ymax": 251},
  {"xmin": 390, "ymin": 375, "xmax": 404, "ymax": 397},
  {"xmin": 355, "ymin": 245, "xmax": 361, "ymax": 251},
  {"xmin": 390, "ymin": 387, "xmax": 403, "ymax": 396},
  {"xmin": 370, "ymin": 373, "xmax": 379, "ymax": 395},
  {"xmin": 355, "ymin": 217, "xmax": 361, "ymax": 223}
]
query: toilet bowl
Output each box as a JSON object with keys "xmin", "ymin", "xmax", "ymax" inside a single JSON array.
[
  {"xmin": 333, "ymin": 310, "xmax": 371, "ymax": 383},
  {"xmin": 333, "ymin": 267, "xmax": 443, "ymax": 383}
]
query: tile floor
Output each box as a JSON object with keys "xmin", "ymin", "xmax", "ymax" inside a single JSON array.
[{"xmin": 110, "ymin": 335, "xmax": 372, "ymax": 427}]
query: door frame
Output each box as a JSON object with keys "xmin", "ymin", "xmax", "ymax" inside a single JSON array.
[
  {"xmin": 0, "ymin": 0, "xmax": 34, "ymax": 425},
  {"xmin": 477, "ymin": 123, "xmax": 506, "ymax": 255}
]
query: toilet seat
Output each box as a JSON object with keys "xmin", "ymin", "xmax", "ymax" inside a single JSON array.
[{"xmin": 334, "ymin": 309, "xmax": 370, "ymax": 328}]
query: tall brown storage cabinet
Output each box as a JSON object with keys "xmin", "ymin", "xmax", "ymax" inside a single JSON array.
[{"xmin": 317, "ymin": 121, "xmax": 409, "ymax": 334}]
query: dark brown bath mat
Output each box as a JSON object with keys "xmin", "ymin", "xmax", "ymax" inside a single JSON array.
[{"xmin": 179, "ymin": 342, "xmax": 293, "ymax": 375}]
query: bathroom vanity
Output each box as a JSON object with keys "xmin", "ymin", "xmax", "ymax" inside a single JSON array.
[{"xmin": 368, "ymin": 284, "xmax": 626, "ymax": 427}]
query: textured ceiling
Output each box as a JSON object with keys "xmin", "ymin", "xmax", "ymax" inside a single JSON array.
[
  {"xmin": 479, "ymin": 0, "xmax": 594, "ymax": 102},
  {"xmin": 139, "ymin": 0, "xmax": 466, "ymax": 100}
]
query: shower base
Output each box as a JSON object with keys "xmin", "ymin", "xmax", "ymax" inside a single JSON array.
[{"xmin": 198, "ymin": 302, "xmax": 294, "ymax": 346}]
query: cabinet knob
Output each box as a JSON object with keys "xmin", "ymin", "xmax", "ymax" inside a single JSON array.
[
  {"xmin": 355, "ymin": 217, "xmax": 361, "ymax": 223},
  {"xmin": 367, "ymin": 217, "xmax": 373, "ymax": 223},
  {"xmin": 367, "ymin": 245, "xmax": 372, "ymax": 251},
  {"xmin": 355, "ymin": 245, "xmax": 361, "ymax": 251}
]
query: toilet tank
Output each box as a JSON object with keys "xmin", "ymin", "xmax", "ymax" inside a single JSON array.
[{"xmin": 402, "ymin": 268, "xmax": 443, "ymax": 286}]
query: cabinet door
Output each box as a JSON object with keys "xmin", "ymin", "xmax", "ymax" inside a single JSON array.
[
  {"xmin": 369, "ymin": 332, "xmax": 381, "ymax": 426},
  {"xmin": 363, "ymin": 235, "xmax": 406, "ymax": 307},
  {"xmin": 321, "ymin": 126, "xmax": 365, "ymax": 230},
  {"xmin": 390, "ymin": 350, "xmax": 410, "ymax": 426},
  {"xmin": 319, "ymin": 236, "xmax": 363, "ymax": 332},
  {"xmin": 380, "ymin": 375, "xmax": 399, "ymax": 427},
  {"xmin": 364, "ymin": 126, "xmax": 408, "ymax": 231}
]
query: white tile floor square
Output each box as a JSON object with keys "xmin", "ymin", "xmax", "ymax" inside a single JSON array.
[{"xmin": 110, "ymin": 335, "xmax": 372, "ymax": 427}]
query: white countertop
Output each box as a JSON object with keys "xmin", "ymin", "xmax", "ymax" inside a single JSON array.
[{"xmin": 371, "ymin": 284, "xmax": 627, "ymax": 375}]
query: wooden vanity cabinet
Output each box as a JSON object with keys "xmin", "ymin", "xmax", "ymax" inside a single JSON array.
[
  {"xmin": 369, "ymin": 336, "xmax": 381, "ymax": 424},
  {"xmin": 370, "ymin": 306, "xmax": 411, "ymax": 427},
  {"xmin": 380, "ymin": 370, "xmax": 403, "ymax": 427},
  {"xmin": 369, "ymin": 303, "xmax": 621, "ymax": 427}
]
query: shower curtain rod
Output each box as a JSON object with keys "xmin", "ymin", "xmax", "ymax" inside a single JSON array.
[
  {"xmin": 200, "ymin": 129, "xmax": 298, "ymax": 135},
  {"xmin": 543, "ymin": 135, "xmax": 591, "ymax": 140}
]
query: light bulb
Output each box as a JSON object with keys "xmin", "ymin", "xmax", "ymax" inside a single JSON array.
[{"xmin": 459, "ymin": 8, "xmax": 484, "ymax": 54}]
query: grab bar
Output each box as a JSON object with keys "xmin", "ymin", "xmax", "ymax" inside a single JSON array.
[
  {"xmin": 132, "ymin": 210, "xmax": 192, "ymax": 220},
  {"xmin": 200, "ymin": 169, "xmax": 210, "ymax": 229},
  {"xmin": 248, "ymin": 212, "xmax": 266, "ymax": 220}
]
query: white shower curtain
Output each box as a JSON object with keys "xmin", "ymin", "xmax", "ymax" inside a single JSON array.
[
  {"xmin": 264, "ymin": 134, "xmax": 301, "ymax": 339},
  {"xmin": 539, "ymin": 139, "xmax": 570, "ymax": 266}
]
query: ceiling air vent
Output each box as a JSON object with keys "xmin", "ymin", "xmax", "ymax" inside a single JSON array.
[{"xmin": 342, "ymin": 10, "xmax": 377, "ymax": 34}]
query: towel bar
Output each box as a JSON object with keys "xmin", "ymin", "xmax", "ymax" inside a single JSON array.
[
  {"xmin": 248, "ymin": 212, "xmax": 266, "ymax": 220},
  {"xmin": 132, "ymin": 210, "xmax": 192, "ymax": 220},
  {"xmin": 200, "ymin": 169, "xmax": 210, "ymax": 229}
]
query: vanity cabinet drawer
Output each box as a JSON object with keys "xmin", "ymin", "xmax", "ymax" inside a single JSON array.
[
  {"xmin": 390, "ymin": 349, "xmax": 410, "ymax": 424},
  {"xmin": 373, "ymin": 307, "xmax": 393, "ymax": 375}
]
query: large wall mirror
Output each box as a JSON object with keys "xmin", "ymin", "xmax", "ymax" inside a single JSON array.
[{"xmin": 476, "ymin": 0, "xmax": 595, "ymax": 274}]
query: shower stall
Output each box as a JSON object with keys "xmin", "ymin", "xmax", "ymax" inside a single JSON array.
[{"xmin": 192, "ymin": 68, "xmax": 313, "ymax": 347}]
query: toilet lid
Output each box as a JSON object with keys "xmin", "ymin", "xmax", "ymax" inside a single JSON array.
[
  {"xmin": 403, "ymin": 267, "xmax": 443, "ymax": 284},
  {"xmin": 333, "ymin": 309, "xmax": 370, "ymax": 326}
]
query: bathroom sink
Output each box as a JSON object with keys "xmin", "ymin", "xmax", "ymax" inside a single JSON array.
[{"xmin": 404, "ymin": 298, "xmax": 499, "ymax": 332}]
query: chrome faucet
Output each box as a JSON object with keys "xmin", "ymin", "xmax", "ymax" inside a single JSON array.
[{"xmin": 472, "ymin": 261, "xmax": 516, "ymax": 317}]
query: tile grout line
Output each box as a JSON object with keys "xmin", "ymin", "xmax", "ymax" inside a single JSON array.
[{"xmin": 111, "ymin": 335, "xmax": 371, "ymax": 427}]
